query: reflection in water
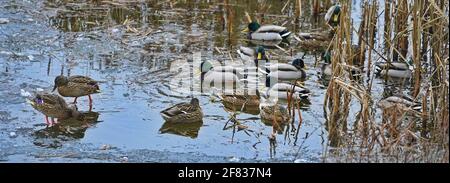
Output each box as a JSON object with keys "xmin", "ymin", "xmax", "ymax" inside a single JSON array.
[
  {"xmin": 33, "ymin": 111, "xmax": 100, "ymax": 148},
  {"xmin": 159, "ymin": 121, "xmax": 203, "ymax": 139}
]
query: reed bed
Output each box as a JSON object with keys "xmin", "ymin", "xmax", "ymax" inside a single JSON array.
[{"xmin": 323, "ymin": 0, "xmax": 449, "ymax": 162}]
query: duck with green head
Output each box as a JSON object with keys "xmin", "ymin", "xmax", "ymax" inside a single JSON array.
[
  {"xmin": 264, "ymin": 58, "xmax": 307, "ymax": 82},
  {"xmin": 160, "ymin": 98, "xmax": 203, "ymax": 123},
  {"xmin": 53, "ymin": 75, "xmax": 100, "ymax": 106},
  {"xmin": 375, "ymin": 61, "xmax": 413, "ymax": 79},
  {"xmin": 237, "ymin": 46, "xmax": 267, "ymax": 65},
  {"xmin": 245, "ymin": 21, "xmax": 291, "ymax": 41},
  {"xmin": 28, "ymin": 93, "xmax": 83, "ymax": 126},
  {"xmin": 266, "ymin": 82, "xmax": 311, "ymax": 100},
  {"xmin": 325, "ymin": 4, "xmax": 341, "ymax": 27}
]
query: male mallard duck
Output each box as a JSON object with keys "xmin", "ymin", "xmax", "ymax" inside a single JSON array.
[
  {"xmin": 260, "ymin": 103, "xmax": 291, "ymax": 124},
  {"xmin": 160, "ymin": 98, "xmax": 203, "ymax": 123},
  {"xmin": 325, "ymin": 4, "xmax": 341, "ymax": 27},
  {"xmin": 200, "ymin": 60, "xmax": 241, "ymax": 85},
  {"xmin": 53, "ymin": 75, "xmax": 100, "ymax": 105},
  {"xmin": 376, "ymin": 62, "xmax": 412, "ymax": 79},
  {"xmin": 237, "ymin": 46, "xmax": 267, "ymax": 65},
  {"xmin": 378, "ymin": 95, "xmax": 421, "ymax": 113},
  {"xmin": 28, "ymin": 93, "xmax": 83, "ymax": 125},
  {"xmin": 219, "ymin": 90, "xmax": 261, "ymax": 110},
  {"xmin": 266, "ymin": 82, "xmax": 311, "ymax": 100},
  {"xmin": 246, "ymin": 21, "xmax": 291, "ymax": 41},
  {"xmin": 265, "ymin": 59, "xmax": 307, "ymax": 81}
]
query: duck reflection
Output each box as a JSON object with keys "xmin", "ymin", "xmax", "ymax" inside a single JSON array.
[
  {"xmin": 159, "ymin": 121, "xmax": 203, "ymax": 139},
  {"xmin": 33, "ymin": 111, "xmax": 100, "ymax": 140}
]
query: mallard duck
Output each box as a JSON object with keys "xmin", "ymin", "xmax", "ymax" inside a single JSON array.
[
  {"xmin": 53, "ymin": 75, "xmax": 100, "ymax": 105},
  {"xmin": 266, "ymin": 82, "xmax": 311, "ymax": 100},
  {"xmin": 200, "ymin": 60, "xmax": 241, "ymax": 85},
  {"xmin": 265, "ymin": 59, "xmax": 307, "ymax": 81},
  {"xmin": 28, "ymin": 93, "xmax": 82, "ymax": 125},
  {"xmin": 376, "ymin": 62, "xmax": 412, "ymax": 79},
  {"xmin": 260, "ymin": 103, "xmax": 291, "ymax": 124},
  {"xmin": 237, "ymin": 46, "xmax": 267, "ymax": 65},
  {"xmin": 160, "ymin": 98, "xmax": 203, "ymax": 123},
  {"xmin": 325, "ymin": 4, "xmax": 341, "ymax": 27},
  {"xmin": 245, "ymin": 21, "xmax": 291, "ymax": 41},
  {"xmin": 219, "ymin": 90, "xmax": 261, "ymax": 110},
  {"xmin": 378, "ymin": 95, "xmax": 421, "ymax": 112}
]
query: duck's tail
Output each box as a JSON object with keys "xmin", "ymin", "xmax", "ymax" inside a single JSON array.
[{"xmin": 280, "ymin": 30, "xmax": 291, "ymax": 39}]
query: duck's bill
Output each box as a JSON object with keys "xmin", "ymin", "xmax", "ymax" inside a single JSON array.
[
  {"xmin": 241, "ymin": 27, "xmax": 249, "ymax": 33},
  {"xmin": 26, "ymin": 99, "xmax": 36, "ymax": 106},
  {"xmin": 257, "ymin": 53, "xmax": 262, "ymax": 60},
  {"xmin": 95, "ymin": 89, "xmax": 101, "ymax": 93}
]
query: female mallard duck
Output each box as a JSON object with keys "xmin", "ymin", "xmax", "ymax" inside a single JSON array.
[
  {"xmin": 260, "ymin": 103, "xmax": 291, "ymax": 124},
  {"xmin": 219, "ymin": 90, "xmax": 261, "ymax": 110},
  {"xmin": 160, "ymin": 98, "xmax": 203, "ymax": 123},
  {"xmin": 325, "ymin": 4, "xmax": 341, "ymax": 27},
  {"xmin": 246, "ymin": 21, "xmax": 291, "ymax": 41},
  {"xmin": 28, "ymin": 93, "xmax": 83, "ymax": 125},
  {"xmin": 376, "ymin": 62, "xmax": 412, "ymax": 79},
  {"xmin": 237, "ymin": 46, "xmax": 267, "ymax": 65},
  {"xmin": 266, "ymin": 82, "xmax": 311, "ymax": 100},
  {"xmin": 265, "ymin": 58, "xmax": 307, "ymax": 81},
  {"xmin": 53, "ymin": 75, "xmax": 100, "ymax": 105},
  {"xmin": 378, "ymin": 95, "xmax": 421, "ymax": 115}
]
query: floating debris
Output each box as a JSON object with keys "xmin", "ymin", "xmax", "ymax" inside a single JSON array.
[{"xmin": 9, "ymin": 132, "xmax": 17, "ymax": 138}]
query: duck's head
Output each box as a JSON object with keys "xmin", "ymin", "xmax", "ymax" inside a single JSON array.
[
  {"xmin": 190, "ymin": 98, "xmax": 200, "ymax": 107},
  {"xmin": 200, "ymin": 61, "xmax": 213, "ymax": 73},
  {"xmin": 248, "ymin": 21, "xmax": 261, "ymax": 32},
  {"xmin": 329, "ymin": 5, "xmax": 341, "ymax": 26},
  {"xmin": 30, "ymin": 94, "xmax": 45, "ymax": 107},
  {"xmin": 53, "ymin": 75, "xmax": 69, "ymax": 92},
  {"xmin": 256, "ymin": 46, "xmax": 266, "ymax": 60},
  {"xmin": 292, "ymin": 58, "xmax": 306, "ymax": 69}
]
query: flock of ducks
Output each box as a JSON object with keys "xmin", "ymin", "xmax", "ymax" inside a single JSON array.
[{"xmin": 28, "ymin": 4, "xmax": 420, "ymax": 130}]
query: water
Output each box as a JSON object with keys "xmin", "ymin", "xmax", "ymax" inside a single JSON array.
[{"xmin": 0, "ymin": 0, "xmax": 405, "ymax": 162}]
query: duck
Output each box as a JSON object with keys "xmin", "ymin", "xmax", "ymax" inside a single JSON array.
[
  {"xmin": 378, "ymin": 95, "xmax": 422, "ymax": 114},
  {"xmin": 245, "ymin": 21, "xmax": 291, "ymax": 41},
  {"xmin": 264, "ymin": 58, "xmax": 307, "ymax": 81},
  {"xmin": 200, "ymin": 60, "xmax": 241, "ymax": 85},
  {"xmin": 28, "ymin": 93, "xmax": 83, "ymax": 126},
  {"xmin": 160, "ymin": 98, "xmax": 203, "ymax": 123},
  {"xmin": 52, "ymin": 75, "xmax": 100, "ymax": 105},
  {"xmin": 218, "ymin": 90, "xmax": 261, "ymax": 111},
  {"xmin": 325, "ymin": 4, "xmax": 341, "ymax": 27},
  {"xmin": 266, "ymin": 82, "xmax": 311, "ymax": 100},
  {"xmin": 375, "ymin": 62, "xmax": 412, "ymax": 79},
  {"xmin": 297, "ymin": 30, "xmax": 334, "ymax": 50},
  {"xmin": 237, "ymin": 46, "xmax": 267, "ymax": 65},
  {"xmin": 260, "ymin": 103, "xmax": 291, "ymax": 124}
]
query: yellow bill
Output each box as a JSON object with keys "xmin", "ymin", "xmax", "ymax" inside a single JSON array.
[{"xmin": 257, "ymin": 53, "xmax": 262, "ymax": 60}]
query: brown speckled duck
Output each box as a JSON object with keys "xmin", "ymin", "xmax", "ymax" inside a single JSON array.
[
  {"xmin": 28, "ymin": 93, "xmax": 83, "ymax": 126},
  {"xmin": 160, "ymin": 98, "xmax": 203, "ymax": 123},
  {"xmin": 52, "ymin": 75, "xmax": 100, "ymax": 106}
]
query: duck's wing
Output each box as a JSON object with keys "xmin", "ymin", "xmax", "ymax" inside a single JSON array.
[
  {"xmin": 69, "ymin": 75, "xmax": 99, "ymax": 85},
  {"xmin": 265, "ymin": 63, "xmax": 299, "ymax": 71},
  {"xmin": 250, "ymin": 32, "xmax": 283, "ymax": 41},
  {"xmin": 161, "ymin": 102, "xmax": 196, "ymax": 117},
  {"xmin": 257, "ymin": 25, "xmax": 287, "ymax": 33},
  {"xmin": 238, "ymin": 46, "xmax": 255, "ymax": 57},
  {"xmin": 42, "ymin": 94, "xmax": 67, "ymax": 108}
]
